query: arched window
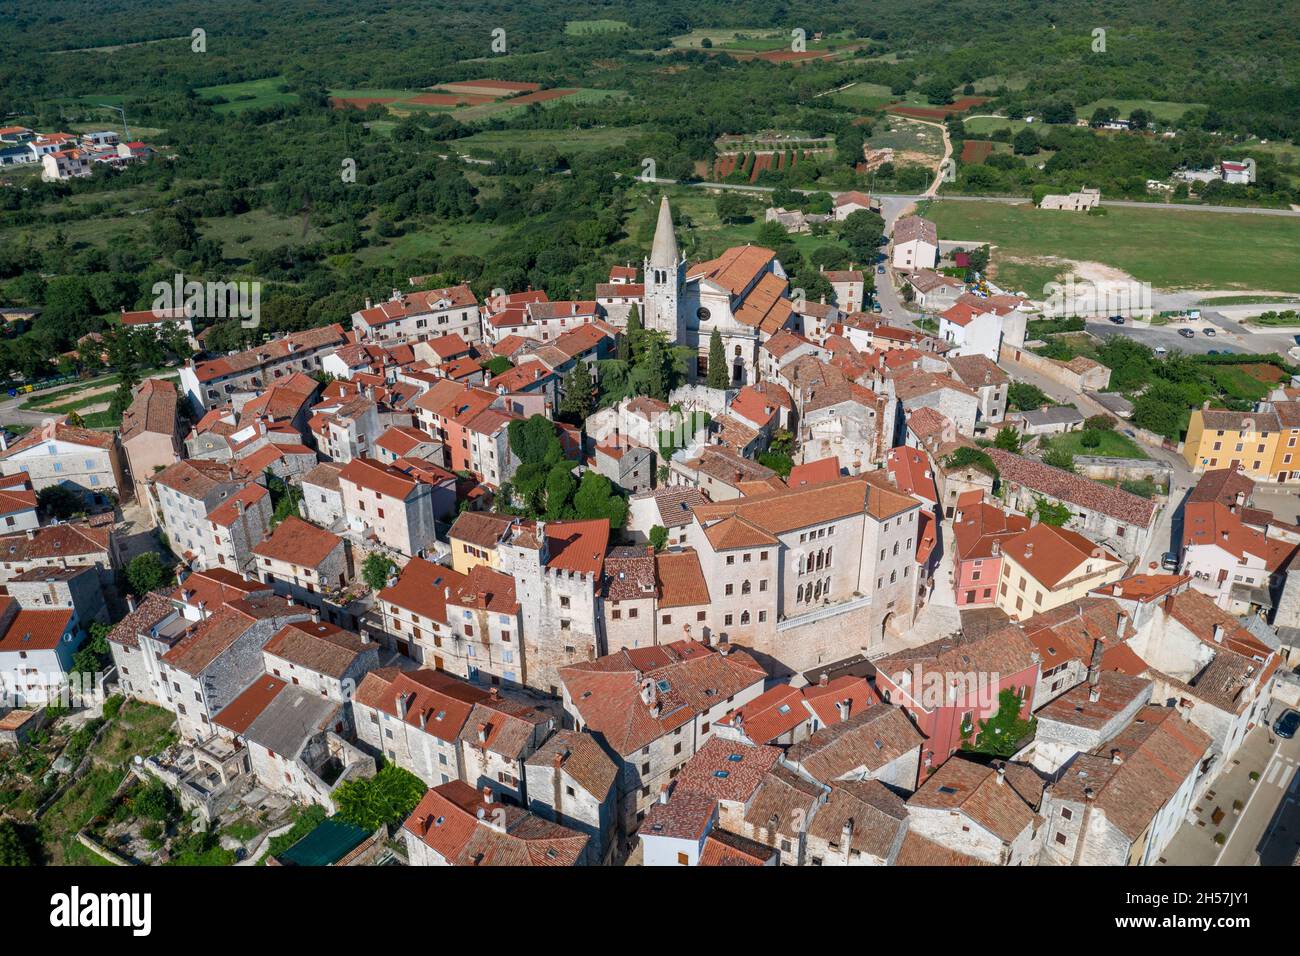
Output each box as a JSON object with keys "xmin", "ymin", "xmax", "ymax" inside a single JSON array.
[
  {"xmin": 825, "ymin": 546, "xmax": 833, "ymax": 566},
  {"xmin": 797, "ymin": 584, "xmax": 804, "ymax": 603},
  {"xmin": 815, "ymin": 550, "xmax": 824, "ymax": 571},
  {"xmin": 734, "ymin": 345, "xmax": 742, "ymax": 356},
  {"xmin": 814, "ymin": 580, "xmax": 823, "ymax": 599},
  {"xmin": 890, "ymin": 571, "xmax": 897, "ymax": 584},
  {"xmin": 740, "ymin": 610, "xmax": 750, "ymax": 625},
  {"xmin": 741, "ymin": 580, "xmax": 751, "ymax": 595}
]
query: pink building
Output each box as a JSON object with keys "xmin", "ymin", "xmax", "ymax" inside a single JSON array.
[
  {"xmin": 951, "ymin": 492, "xmax": 1030, "ymax": 608},
  {"xmin": 874, "ymin": 628, "xmax": 1041, "ymax": 775}
]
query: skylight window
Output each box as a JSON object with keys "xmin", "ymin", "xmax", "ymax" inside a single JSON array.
[
  {"xmin": 713, "ymin": 770, "xmax": 730, "ymax": 778},
  {"xmin": 656, "ymin": 679, "xmax": 671, "ymax": 693},
  {"xmin": 726, "ymin": 753, "xmax": 743, "ymax": 762}
]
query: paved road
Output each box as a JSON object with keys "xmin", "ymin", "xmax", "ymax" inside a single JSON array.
[
  {"xmin": 1217, "ymin": 713, "xmax": 1300, "ymax": 865},
  {"xmin": 639, "ymin": 177, "xmax": 1300, "ymax": 217}
]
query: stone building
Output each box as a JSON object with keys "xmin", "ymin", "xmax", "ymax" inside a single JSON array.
[
  {"xmin": 524, "ymin": 729, "xmax": 619, "ymax": 864},
  {"xmin": 560, "ymin": 640, "xmax": 766, "ymax": 834}
]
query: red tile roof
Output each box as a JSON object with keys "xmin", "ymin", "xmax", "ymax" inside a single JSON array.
[{"xmin": 252, "ymin": 516, "xmax": 342, "ymax": 567}]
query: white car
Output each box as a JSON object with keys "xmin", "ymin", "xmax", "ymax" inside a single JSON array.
[{"xmin": 1154, "ymin": 345, "xmax": 1168, "ymax": 355}]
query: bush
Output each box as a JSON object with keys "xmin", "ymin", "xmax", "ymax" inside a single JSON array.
[
  {"xmin": 334, "ymin": 765, "xmax": 427, "ymax": 831},
  {"xmin": 649, "ymin": 525, "xmax": 668, "ymax": 552},
  {"xmin": 1080, "ymin": 429, "xmax": 1102, "ymax": 449},
  {"xmin": 125, "ymin": 553, "xmax": 167, "ymax": 595}
]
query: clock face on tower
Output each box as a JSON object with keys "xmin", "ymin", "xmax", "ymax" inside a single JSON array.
[{"xmin": 696, "ymin": 307, "xmax": 711, "ymax": 321}]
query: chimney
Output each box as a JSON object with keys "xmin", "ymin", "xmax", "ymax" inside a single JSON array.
[
  {"xmin": 1083, "ymin": 786, "xmax": 1095, "ymax": 802},
  {"xmin": 365, "ymin": 298, "xmax": 372, "ymax": 310},
  {"xmin": 310, "ymin": 608, "xmax": 320, "ymax": 624},
  {"xmin": 126, "ymin": 594, "xmax": 137, "ymax": 613},
  {"xmin": 1024, "ymin": 542, "xmax": 1034, "ymax": 557},
  {"xmin": 657, "ymin": 784, "xmax": 670, "ymax": 805},
  {"xmin": 1111, "ymin": 748, "xmax": 1124, "ymax": 766},
  {"xmin": 198, "ymin": 600, "xmax": 209, "ymax": 620},
  {"xmin": 489, "ymin": 686, "xmax": 500, "ymax": 700},
  {"xmin": 481, "ymin": 785, "xmax": 493, "ymax": 804},
  {"xmin": 836, "ymin": 699, "xmax": 851, "ymax": 721},
  {"xmin": 717, "ymin": 636, "xmax": 731, "ymax": 657},
  {"xmin": 418, "ymin": 710, "xmax": 427, "ymax": 730},
  {"xmin": 819, "ymin": 672, "xmax": 829, "ymax": 687},
  {"xmin": 1212, "ymin": 623, "xmax": 1225, "ymax": 644},
  {"xmin": 640, "ymin": 679, "xmax": 655, "ymax": 705},
  {"xmin": 1116, "ymin": 610, "xmax": 1128, "ymax": 639},
  {"xmin": 476, "ymin": 722, "xmax": 488, "ymax": 743},
  {"xmin": 996, "ymin": 764, "xmax": 1006, "ymax": 786},
  {"xmin": 396, "ymin": 691, "xmax": 411, "ymax": 719},
  {"xmin": 840, "ymin": 818, "xmax": 854, "ymax": 859}
]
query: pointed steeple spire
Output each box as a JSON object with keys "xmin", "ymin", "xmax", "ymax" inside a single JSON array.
[{"xmin": 649, "ymin": 195, "xmax": 678, "ymax": 268}]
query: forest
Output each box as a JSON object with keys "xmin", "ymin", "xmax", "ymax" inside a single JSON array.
[{"xmin": 1, "ymin": 0, "xmax": 1297, "ymax": 385}]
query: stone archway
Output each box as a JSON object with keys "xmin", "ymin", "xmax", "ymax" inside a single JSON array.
[{"xmin": 879, "ymin": 611, "xmax": 896, "ymax": 645}]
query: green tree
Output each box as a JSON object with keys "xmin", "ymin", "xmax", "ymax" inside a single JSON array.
[
  {"xmin": 362, "ymin": 553, "xmax": 397, "ymax": 591},
  {"xmin": 706, "ymin": 328, "xmax": 727, "ymax": 389},
  {"xmin": 962, "ymin": 689, "xmax": 1036, "ymax": 756},
  {"xmin": 993, "ymin": 427, "xmax": 1022, "ymax": 453},
  {"xmin": 37, "ymin": 484, "xmax": 82, "ymax": 520},
  {"xmin": 573, "ymin": 470, "xmax": 627, "ymax": 528},
  {"xmin": 545, "ymin": 464, "xmax": 578, "ymax": 519},
  {"xmin": 559, "ymin": 360, "xmax": 595, "ymax": 424},
  {"xmin": 508, "ymin": 415, "xmax": 563, "ymax": 467},
  {"xmin": 333, "ymin": 765, "xmax": 427, "ymax": 831},
  {"xmin": 641, "ymin": 334, "xmax": 668, "ymax": 401},
  {"xmin": 1084, "ymin": 414, "xmax": 1115, "ymax": 431},
  {"xmin": 649, "ymin": 525, "xmax": 668, "ymax": 552},
  {"xmin": 126, "ymin": 553, "xmax": 167, "ymax": 595},
  {"xmin": 1012, "ymin": 128, "xmax": 1040, "ymax": 155},
  {"xmin": 1007, "ymin": 382, "xmax": 1049, "ymax": 411},
  {"xmin": 716, "ymin": 191, "xmax": 748, "ymax": 224},
  {"xmin": 1042, "ymin": 445, "xmax": 1075, "ymax": 472},
  {"xmin": 133, "ymin": 780, "xmax": 179, "ymax": 822},
  {"xmin": 1034, "ymin": 497, "xmax": 1073, "ymax": 526},
  {"xmin": 0, "ymin": 821, "xmax": 31, "ymax": 866}
]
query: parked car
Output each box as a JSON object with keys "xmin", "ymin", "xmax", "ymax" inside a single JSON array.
[
  {"xmin": 1161, "ymin": 552, "xmax": 1179, "ymax": 571},
  {"xmin": 1154, "ymin": 345, "xmax": 1168, "ymax": 355},
  {"xmin": 1108, "ymin": 315, "xmax": 1125, "ymax": 324},
  {"xmin": 1275, "ymin": 710, "xmax": 1300, "ymax": 739},
  {"xmin": 877, "ymin": 265, "xmax": 886, "ymax": 274},
  {"xmin": 1178, "ymin": 328, "xmax": 1195, "ymax": 338},
  {"xmin": 1202, "ymin": 327, "xmax": 1217, "ymax": 336},
  {"xmin": 1208, "ymin": 350, "xmax": 1220, "ymax": 356}
]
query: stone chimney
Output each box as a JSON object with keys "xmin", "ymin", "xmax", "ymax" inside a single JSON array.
[
  {"xmin": 396, "ymin": 691, "xmax": 411, "ymax": 719},
  {"xmin": 310, "ymin": 608, "xmax": 320, "ymax": 624},
  {"xmin": 717, "ymin": 636, "xmax": 731, "ymax": 657},
  {"xmin": 1111, "ymin": 748, "xmax": 1124, "ymax": 766},
  {"xmin": 481, "ymin": 785, "xmax": 493, "ymax": 804},
  {"xmin": 657, "ymin": 784, "xmax": 670, "ymax": 805},
  {"xmin": 1116, "ymin": 610, "xmax": 1128, "ymax": 639},
  {"xmin": 476, "ymin": 722, "xmax": 489, "ymax": 744},
  {"xmin": 639, "ymin": 679, "xmax": 655, "ymax": 706},
  {"xmin": 126, "ymin": 594, "xmax": 137, "ymax": 613},
  {"xmin": 995, "ymin": 764, "xmax": 1006, "ymax": 786},
  {"xmin": 1212, "ymin": 623, "xmax": 1225, "ymax": 644},
  {"xmin": 836, "ymin": 699, "xmax": 851, "ymax": 722},
  {"xmin": 840, "ymin": 818, "xmax": 854, "ymax": 859},
  {"xmin": 418, "ymin": 710, "xmax": 427, "ymax": 730},
  {"xmin": 819, "ymin": 672, "xmax": 829, "ymax": 687}
]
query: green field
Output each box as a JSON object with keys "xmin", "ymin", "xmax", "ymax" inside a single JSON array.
[
  {"xmin": 455, "ymin": 126, "xmax": 643, "ymax": 158},
  {"xmin": 565, "ymin": 19, "xmax": 630, "ymax": 34},
  {"xmin": 926, "ymin": 201, "xmax": 1300, "ymax": 293},
  {"xmin": 1043, "ymin": 430, "xmax": 1149, "ymax": 460},
  {"xmin": 831, "ymin": 82, "xmax": 895, "ymax": 111},
  {"xmin": 203, "ymin": 209, "xmax": 326, "ymax": 258},
  {"xmin": 1078, "ymin": 98, "xmax": 1204, "ymax": 123},
  {"xmin": 198, "ymin": 77, "xmax": 300, "ymax": 114},
  {"xmin": 962, "ymin": 116, "xmax": 1038, "ymax": 136}
]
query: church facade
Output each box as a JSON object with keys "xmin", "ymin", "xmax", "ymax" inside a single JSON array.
[{"xmin": 642, "ymin": 196, "xmax": 799, "ymax": 388}]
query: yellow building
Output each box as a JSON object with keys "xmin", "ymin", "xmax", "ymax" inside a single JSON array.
[
  {"xmin": 446, "ymin": 510, "xmax": 513, "ymax": 575},
  {"xmin": 1269, "ymin": 401, "xmax": 1300, "ymax": 484},
  {"xmin": 1183, "ymin": 406, "xmax": 1281, "ymax": 481},
  {"xmin": 996, "ymin": 523, "xmax": 1126, "ymax": 622}
]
